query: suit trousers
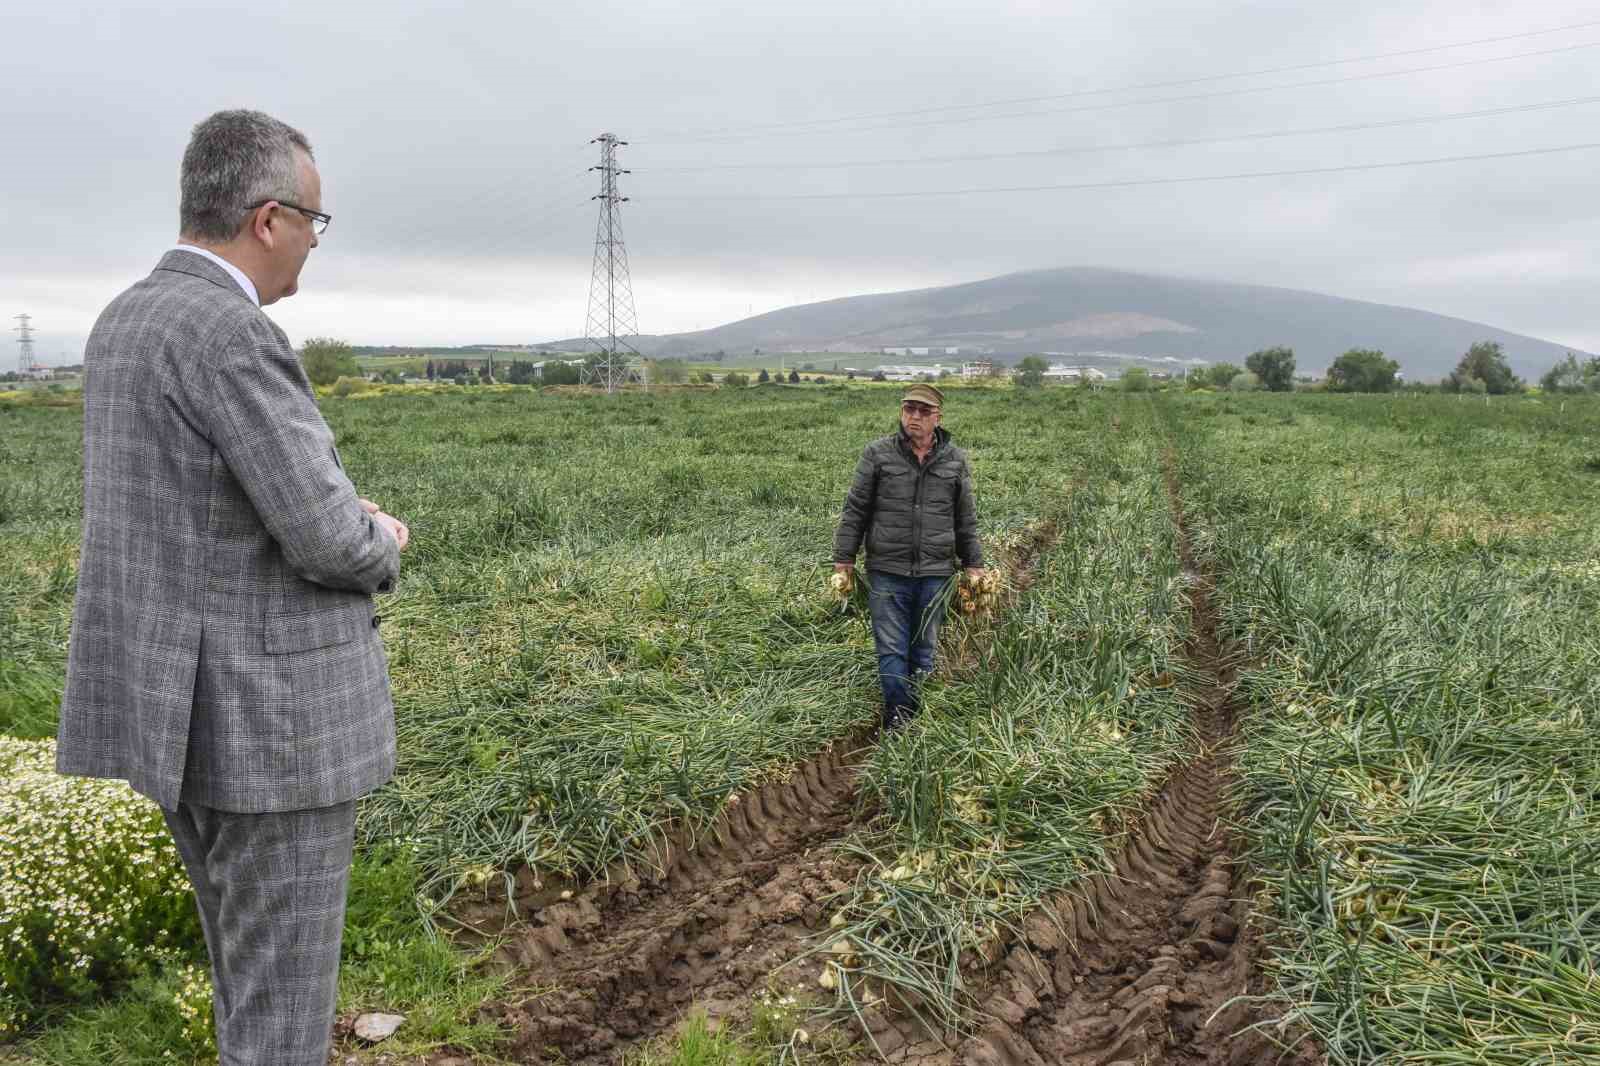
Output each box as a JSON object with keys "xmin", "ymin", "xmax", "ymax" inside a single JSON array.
[{"xmin": 162, "ymin": 800, "xmax": 357, "ymax": 1066}]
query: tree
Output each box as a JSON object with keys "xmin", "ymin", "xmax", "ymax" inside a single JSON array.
[
  {"xmin": 651, "ymin": 358, "xmax": 689, "ymax": 384},
  {"xmin": 871, "ymin": 370, "xmax": 887, "ymax": 382},
  {"xmin": 1245, "ymin": 347, "xmax": 1296, "ymax": 392},
  {"xmin": 543, "ymin": 362, "xmax": 581, "ymax": 386},
  {"xmin": 425, "ymin": 359, "xmax": 435, "ymax": 381},
  {"xmin": 1447, "ymin": 341, "xmax": 1521, "ymax": 395},
  {"xmin": 300, "ymin": 338, "xmax": 360, "ymax": 387},
  {"xmin": 723, "ymin": 371, "xmax": 750, "ymax": 387},
  {"xmin": 1014, "ymin": 356, "xmax": 1048, "ymax": 389},
  {"xmin": 1539, "ymin": 353, "xmax": 1586, "ymax": 394},
  {"xmin": 1202, "ymin": 362, "xmax": 1242, "ymax": 389},
  {"xmin": 1230, "ymin": 371, "xmax": 1261, "ymax": 392},
  {"xmin": 1327, "ymin": 348, "xmax": 1400, "ymax": 393},
  {"xmin": 788, "ymin": 369, "xmax": 800, "ymax": 384},
  {"xmin": 1120, "ymin": 367, "xmax": 1151, "ymax": 392},
  {"xmin": 757, "ymin": 368, "xmax": 771, "ymax": 383}
]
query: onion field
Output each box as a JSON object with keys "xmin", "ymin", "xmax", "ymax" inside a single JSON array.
[
  {"xmin": 2, "ymin": 383, "xmax": 1598, "ymax": 1064},
  {"xmin": 1170, "ymin": 392, "xmax": 1600, "ymax": 1065}
]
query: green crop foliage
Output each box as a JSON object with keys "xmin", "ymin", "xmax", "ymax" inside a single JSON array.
[
  {"xmin": 14, "ymin": 383, "xmax": 1597, "ymax": 1059},
  {"xmin": 1166, "ymin": 390, "xmax": 1600, "ymax": 1063}
]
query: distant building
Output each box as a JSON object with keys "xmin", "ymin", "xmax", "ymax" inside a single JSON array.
[
  {"xmin": 879, "ymin": 363, "xmax": 948, "ymax": 381},
  {"xmin": 961, "ymin": 360, "xmax": 995, "ymax": 379},
  {"xmin": 1041, "ymin": 365, "xmax": 1108, "ymax": 383}
]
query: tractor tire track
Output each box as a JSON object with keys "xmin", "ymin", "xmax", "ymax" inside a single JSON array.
[
  {"xmin": 863, "ymin": 456, "xmax": 1320, "ymax": 1066},
  {"xmin": 486, "ymin": 732, "xmax": 873, "ymax": 1064}
]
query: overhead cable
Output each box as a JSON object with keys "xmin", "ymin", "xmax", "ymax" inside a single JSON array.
[
  {"xmin": 644, "ymin": 18, "xmax": 1600, "ymax": 141},
  {"xmin": 643, "ymin": 141, "xmax": 1600, "ymax": 201},
  {"xmin": 633, "ymin": 93, "xmax": 1600, "ymax": 172},
  {"xmin": 642, "ymin": 39, "xmax": 1600, "ymax": 144}
]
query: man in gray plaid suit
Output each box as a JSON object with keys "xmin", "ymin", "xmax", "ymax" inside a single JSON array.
[{"xmin": 57, "ymin": 110, "xmax": 409, "ymax": 1065}]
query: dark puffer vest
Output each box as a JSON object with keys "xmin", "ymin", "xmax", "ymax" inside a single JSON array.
[{"xmin": 832, "ymin": 425, "xmax": 983, "ymax": 577}]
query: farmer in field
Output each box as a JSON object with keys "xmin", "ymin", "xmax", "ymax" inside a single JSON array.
[
  {"xmin": 56, "ymin": 110, "xmax": 409, "ymax": 1066},
  {"xmin": 833, "ymin": 383, "xmax": 984, "ymax": 729}
]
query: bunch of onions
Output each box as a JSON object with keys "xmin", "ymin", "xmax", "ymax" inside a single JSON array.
[{"xmin": 957, "ymin": 568, "xmax": 1001, "ymax": 617}]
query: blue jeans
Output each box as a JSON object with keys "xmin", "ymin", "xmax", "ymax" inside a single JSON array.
[{"xmin": 868, "ymin": 571, "xmax": 952, "ymax": 728}]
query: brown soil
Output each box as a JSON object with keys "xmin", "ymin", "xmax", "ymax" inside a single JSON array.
[
  {"xmin": 395, "ymin": 466, "xmax": 1323, "ymax": 1066},
  {"xmin": 854, "ymin": 459, "xmax": 1323, "ymax": 1066},
  {"xmin": 476, "ymin": 733, "xmax": 872, "ymax": 1064}
]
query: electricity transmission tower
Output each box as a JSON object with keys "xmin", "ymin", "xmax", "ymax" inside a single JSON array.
[
  {"xmin": 581, "ymin": 133, "xmax": 645, "ymax": 392},
  {"xmin": 14, "ymin": 314, "xmax": 36, "ymax": 375}
]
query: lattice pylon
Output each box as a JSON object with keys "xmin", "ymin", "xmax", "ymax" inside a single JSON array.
[
  {"xmin": 581, "ymin": 133, "xmax": 645, "ymax": 392},
  {"xmin": 14, "ymin": 314, "xmax": 36, "ymax": 375}
]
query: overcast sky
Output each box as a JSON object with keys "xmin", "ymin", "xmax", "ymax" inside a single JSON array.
[{"xmin": 5, "ymin": 1, "xmax": 1599, "ymax": 360}]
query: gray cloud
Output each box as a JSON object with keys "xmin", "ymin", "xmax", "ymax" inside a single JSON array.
[{"xmin": 5, "ymin": 0, "xmax": 1598, "ymax": 356}]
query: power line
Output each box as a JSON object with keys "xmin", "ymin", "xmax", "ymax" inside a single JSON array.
[
  {"xmin": 418, "ymin": 197, "xmax": 594, "ymax": 265},
  {"xmin": 642, "ymin": 39, "xmax": 1600, "ymax": 145},
  {"xmin": 634, "ymin": 93, "xmax": 1600, "ymax": 173},
  {"xmin": 644, "ymin": 18, "xmax": 1600, "ymax": 142},
  {"xmin": 403, "ymin": 168, "xmax": 598, "ymax": 256},
  {"xmin": 643, "ymin": 141, "xmax": 1600, "ymax": 202}
]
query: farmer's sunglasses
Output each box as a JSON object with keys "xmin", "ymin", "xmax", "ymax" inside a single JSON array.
[
  {"xmin": 902, "ymin": 402, "xmax": 938, "ymax": 416},
  {"xmin": 244, "ymin": 199, "xmax": 332, "ymax": 234}
]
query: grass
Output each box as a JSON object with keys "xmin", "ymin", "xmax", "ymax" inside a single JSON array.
[
  {"xmin": 1165, "ymin": 390, "xmax": 1600, "ymax": 1064},
  {"xmin": 13, "ymin": 383, "xmax": 1598, "ymax": 1059},
  {"xmin": 1, "ymin": 382, "xmax": 1122, "ymax": 1057},
  {"xmin": 10, "ymin": 847, "xmax": 510, "ymax": 1064}
]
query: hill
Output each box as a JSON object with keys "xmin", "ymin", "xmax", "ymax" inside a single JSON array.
[{"xmin": 544, "ymin": 268, "xmax": 1587, "ymax": 380}]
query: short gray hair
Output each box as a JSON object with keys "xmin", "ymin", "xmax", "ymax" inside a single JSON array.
[{"xmin": 179, "ymin": 110, "xmax": 314, "ymax": 242}]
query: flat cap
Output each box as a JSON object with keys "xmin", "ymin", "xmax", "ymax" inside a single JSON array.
[{"xmin": 901, "ymin": 383, "xmax": 945, "ymax": 408}]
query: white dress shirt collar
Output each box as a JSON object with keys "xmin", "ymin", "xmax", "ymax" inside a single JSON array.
[{"xmin": 170, "ymin": 244, "xmax": 260, "ymax": 307}]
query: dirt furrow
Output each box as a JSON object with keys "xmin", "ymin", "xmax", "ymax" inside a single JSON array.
[
  {"xmin": 865, "ymin": 461, "xmax": 1321, "ymax": 1066},
  {"xmin": 485, "ymin": 733, "xmax": 873, "ymax": 1064}
]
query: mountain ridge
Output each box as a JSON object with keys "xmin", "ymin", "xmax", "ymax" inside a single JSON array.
[{"xmin": 545, "ymin": 267, "xmax": 1586, "ymax": 380}]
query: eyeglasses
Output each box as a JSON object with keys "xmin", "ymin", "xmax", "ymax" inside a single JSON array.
[
  {"xmin": 901, "ymin": 402, "xmax": 938, "ymax": 417},
  {"xmin": 244, "ymin": 199, "xmax": 332, "ymax": 235}
]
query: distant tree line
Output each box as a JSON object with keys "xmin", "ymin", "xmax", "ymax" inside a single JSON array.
[
  {"xmin": 1179, "ymin": 340, "xmax": 1551, "ymax": 395},
  {"xmin": 1537, "ymin": 352, "xmax": 1600, "ymax": 394},
  {"xmin": 303, "ymin": 336, "xmax": 1591, "ymax": 398}
]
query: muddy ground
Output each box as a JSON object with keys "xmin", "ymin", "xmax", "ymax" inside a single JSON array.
[{"xmin": 370, "ymin": 492, "xmax": 1322, "ymax": 1066}]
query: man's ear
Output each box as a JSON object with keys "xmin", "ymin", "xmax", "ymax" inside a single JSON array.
[{"xmin": 248, "ymin": 203, "xmax": 277, "ymax": 249}]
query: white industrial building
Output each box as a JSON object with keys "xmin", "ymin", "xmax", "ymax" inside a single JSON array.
[{"xmin": 1041, "ymin": 365, "xmax": 1108, "ymax": 383}]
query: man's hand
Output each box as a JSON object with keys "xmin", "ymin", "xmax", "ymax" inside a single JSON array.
[
  {"xmin": 362, "ymin": 500, "xmax": 409, "ymax": 552},
  {"xmin": 965, "ymin": 567, "xmax": 983, "ymax": 582},
  {"xmin": 374, "ymin": 512, "xmax": 409, "ymax": 552},
  {"xmin": 834, "ymin": 562, "xmax": 853, "ymax": 577}
]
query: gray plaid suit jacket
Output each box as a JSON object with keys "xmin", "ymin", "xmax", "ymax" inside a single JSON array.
[{"xmin": 57, "ymin": 250, "xmax": 401, "ymax": 813}]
